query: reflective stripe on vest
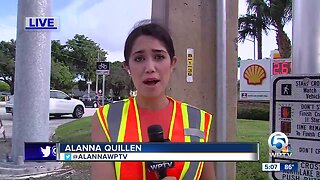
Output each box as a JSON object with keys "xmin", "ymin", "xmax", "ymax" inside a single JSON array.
[
  {"xmin": 97, "ymin": 97, "xmax": 212, "ymax": 180},
  {"xmin": 180, "ymin": 104, "xmax": 212, "ymax": 180}
]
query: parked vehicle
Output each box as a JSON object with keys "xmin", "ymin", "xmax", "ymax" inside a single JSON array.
[
  {"xmin": 5, "ymin": 90, "xmax": 85, "ymax": 119},
  {"xmin": 79, "ymin": 94, "xmax": 98, "ymax": 108},
  {"xmin": 97, "ymin": 96, "xmax": 113, "ymax": 106}
]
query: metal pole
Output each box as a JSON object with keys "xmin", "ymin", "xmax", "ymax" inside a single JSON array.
[
  {"xmin": 253, "ymin": 38, "xmax": 256, "ymax": 60},
  {"xmin": 216, "ymin": 0, "xmax": 228, "ymax": 179},
  {"xmin": 96, "ymin": 74, "xmax": 99, "ymax": 94},
  {"xmin": 87, "ymin": 82, "xmax": 91, "ymax": 96},
  {"xmin": 292, "ymin": 0, "xmax": 320, "ymax": 74},
  {"xmin": 102, "ymin": 74, "xmax": 105, "ymax": 106},
  {"xmin": 12, "ymin": 0, "xmax": 51, "ymax": 163},
  {"xmin": 96, "ymin": 52, "xmax": 99, "ymax": 95}
]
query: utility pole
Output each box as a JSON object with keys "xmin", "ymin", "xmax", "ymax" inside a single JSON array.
[
  {"xmin": 292, "ymin": 0, "xmax": 320, "ymax": 73},
  {"xmin": 0, "ymin": 0, "xmax": 62, "ymax": 177},
  {"xmin": 12, "ymin": 0, "xmax": 51, "ymax": 163}
]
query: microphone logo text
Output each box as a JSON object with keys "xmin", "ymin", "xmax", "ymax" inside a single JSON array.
[{"xmin": 147, "ymin": 161, "xmax": 175, "ymax": 171}]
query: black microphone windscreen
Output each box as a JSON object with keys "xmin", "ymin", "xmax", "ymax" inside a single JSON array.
[{"xmin": 147, "ymin": 125, "xmax": 164, "ymax": 142}]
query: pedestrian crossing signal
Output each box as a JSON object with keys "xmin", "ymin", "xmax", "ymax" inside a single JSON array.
[
  {"xmin": 281, "ymin": 106, "xmax": 291, "ymax": 118},
  {"xmin": 281, "ymin": 84, "xmax": 292, "ymax": 95}
]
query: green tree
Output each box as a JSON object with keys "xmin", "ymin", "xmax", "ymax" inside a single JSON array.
[
  {"xmin": 51, "ymin": 61, "xmax": 76, "ymax": 93},
  {"xmin": 105, "ymin": 61, "xmax": 131, "ymax": 97},
  {"xmin": 51, "ymin": 40, "xmax": 77, "ymax": 92},
  {"xmin": 66, "ymin": 34, "xmax": 108, "ymax": 82},
  {"xmin": 245, "ymin": 0, "xmax": 292, "ymax": 58},
  {"xmin": 0, "ymin": 39, "xmax": 15, "ymax": 94},
  {"xmin": 51, "ymin": 40, "xmax": 71, "ymax": 65},
  {"xmin": 77, "ymin": 80, "xmax": 88, "ymax": 92},
  {"xmin": 238, "ymin": 13, "xmax": 269, "ymax": 59},
  {"xmin": 268, "ymin": 0, "xmax": 292, "ymax": 58},
  {"xmin": 0, "ymin": 80, "xmax": 10, "ymax": 92}
]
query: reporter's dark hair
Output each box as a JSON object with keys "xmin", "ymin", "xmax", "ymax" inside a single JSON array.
[{"xmin": 124, "ymin": 20, "xmax": 175, "ymax": 65}]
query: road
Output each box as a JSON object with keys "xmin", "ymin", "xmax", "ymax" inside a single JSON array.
[{"xmin": 0, "ymin": 107, "xmax": 97, "ymax": 139}]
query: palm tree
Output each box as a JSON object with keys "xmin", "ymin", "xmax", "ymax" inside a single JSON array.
[
  {"xmin": 268, "ymin": 0, "xmax": 292, "ymax": 58},
  {"xmin": 238, "ymin": 13, "xmax": 269, "ymax": 59},
  {"xmin": 246, "ymin": 0, "xmax": 292, "ymax": 58}
]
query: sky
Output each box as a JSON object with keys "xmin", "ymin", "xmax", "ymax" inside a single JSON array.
[{"xmin": 0, "ymin": 0, "xmax": 292, "ymax": 62}]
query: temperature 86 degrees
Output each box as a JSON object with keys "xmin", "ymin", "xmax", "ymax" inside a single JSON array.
[
  {"xmin": 262, "ymin": 163, "xmax": 280, "ymax": 172},
  {"xmin": 280, "ymin": 163, "xmax": 298, "ymax": 172}
]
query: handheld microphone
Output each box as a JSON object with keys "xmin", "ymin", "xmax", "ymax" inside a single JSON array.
[
  {"xmin": 146, "ymin": 125, "xmax": 174, "ymax": 180},
  {"xmin": 147, "ymin": 124, "xmax": 165, "ymax": 142}
]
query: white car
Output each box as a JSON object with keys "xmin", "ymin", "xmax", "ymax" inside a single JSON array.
[{"xmin": 5, "ymin": 90, "xmax": 85, "ymax": 119}]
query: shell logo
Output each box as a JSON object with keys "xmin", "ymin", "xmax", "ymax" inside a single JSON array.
[{"xmin": 243, "ymin": 64, "xmax": 266, "ymax": 85}]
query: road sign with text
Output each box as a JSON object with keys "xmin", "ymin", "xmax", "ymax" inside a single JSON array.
[{"xmin": 271, "ymin": 75, "xmax": 320, "ymax": 180}]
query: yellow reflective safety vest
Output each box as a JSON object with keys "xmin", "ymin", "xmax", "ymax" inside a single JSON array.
[{"xmin": 97, "ymin": 97, "xmax": 213, "ymax": 180}]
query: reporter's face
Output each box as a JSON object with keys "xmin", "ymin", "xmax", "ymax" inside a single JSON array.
[{"xmin": 128, "ymin": 35, "xmax": 175, "ymax": 98}]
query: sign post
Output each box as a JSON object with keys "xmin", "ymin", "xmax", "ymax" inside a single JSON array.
[
  {"xmin": 96, "ymin": 62, "xmax": 110, "ymax": 106},
  {"xmin": 87, "ymin": 81, "xmax": 92, "ymax": 96},
  {"xmin": 271, "ymin": 75, "xmax": 320, "ymax": 179}
]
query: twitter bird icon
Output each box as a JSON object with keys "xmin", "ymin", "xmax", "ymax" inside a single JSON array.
[{"xmin": 40, "ymin": 146, "xmax": 51, "ymax": 157}]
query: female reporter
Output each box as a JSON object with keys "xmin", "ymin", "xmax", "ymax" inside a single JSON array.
[{"xmin": 91, "ymin": 21, "xmax": 215, "ymax": 180}]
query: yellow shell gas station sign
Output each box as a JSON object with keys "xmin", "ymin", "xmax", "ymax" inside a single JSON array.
[
  {"xmin": 243, "ymin": 64, "xmax": 267, "ymax": 85},
  {"xmin": 239, "ymin": 59, "xmax": 271, "ymax": 101}
]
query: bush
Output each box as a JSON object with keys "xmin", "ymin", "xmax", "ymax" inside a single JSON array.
[
  {"xmin": 237, "ymin": 101, "xmax": 269, "ymax": 120},
  {"xmin": 0, "ymin": 96, "xmax": 5, "ymax": 101},
  {"xmin": 0, "ymin": 81, "xmax": 10, "ymax": 92}
]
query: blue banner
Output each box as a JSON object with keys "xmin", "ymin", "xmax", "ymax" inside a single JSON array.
[
  {"xmin": 280, "ymin": 162, "xmax": 298, "ymax": 172},
  {"xmin": 25, "ymin": 142, "xmax": 57, "ymax": 161},
  {"xmin": 59, "ymin": 142, "xmax": 258, "ymax": 153}
]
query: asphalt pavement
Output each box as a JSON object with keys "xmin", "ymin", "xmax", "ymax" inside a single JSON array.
[{"xmin": 0, "ymin": 107, "xmax": 97, "ymax": 139}]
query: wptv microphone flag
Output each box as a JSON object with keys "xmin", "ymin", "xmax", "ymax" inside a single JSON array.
[{"xmin": 25, "ymin": 142, "xmax": 259, "ymax": 161}]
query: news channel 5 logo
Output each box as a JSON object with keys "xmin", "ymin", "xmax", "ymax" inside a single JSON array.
[{"xmin": 268, "ymin": 132, "xmax": 289, "ymax": 152}]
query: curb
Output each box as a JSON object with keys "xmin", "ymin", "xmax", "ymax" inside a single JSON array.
[{"xmin": 0, "ymin": 162, "xmax": 63, "ymax": 177}]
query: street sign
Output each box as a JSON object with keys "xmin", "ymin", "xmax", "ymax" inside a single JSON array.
[
  {"xmin": 271, "ymin": 75, "xmax": 320, "ymax": 180},
  {"xmin": 96, "ymin": 61, "xmax": 110, "ymax": 75}
]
